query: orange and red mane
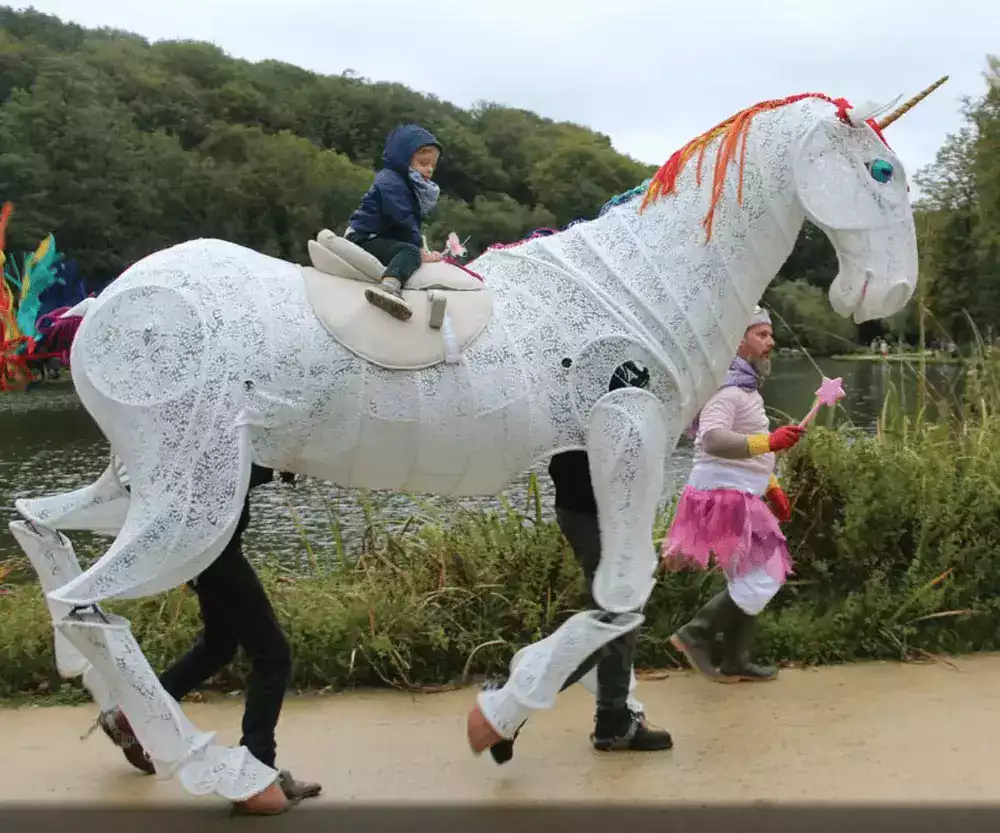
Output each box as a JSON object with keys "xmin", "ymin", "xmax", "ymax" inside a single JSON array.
[{"xmin": 639, "ymin": 93, "xmax": 889, "ymax": 241}]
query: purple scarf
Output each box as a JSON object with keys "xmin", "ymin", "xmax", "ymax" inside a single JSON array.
[{"xmin": 685, "ymin": 357, "xmax": 760, "ymax": 438}]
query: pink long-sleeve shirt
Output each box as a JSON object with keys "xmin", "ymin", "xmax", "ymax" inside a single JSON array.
[{"xmin": 689, "ymin": 386, "xmax": 775, "ymax": 496}]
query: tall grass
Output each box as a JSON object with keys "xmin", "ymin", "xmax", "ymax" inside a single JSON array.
[{"xmin": 4, "ymin": 347, "xmax": 1000, "ymax": 702}]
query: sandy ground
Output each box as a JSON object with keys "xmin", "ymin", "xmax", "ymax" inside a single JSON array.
[{"xmin": 3, "ymin": 655, "xmax": 1000, "ymax": 805}]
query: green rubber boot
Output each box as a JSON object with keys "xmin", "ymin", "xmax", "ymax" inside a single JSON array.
[
  {"xmin": 718, "ymin": 600, "xmax": 778, "ymax": 683},
  {"xmin": 669, "ymin": 590, "xmax": 734, "ymax": 679}
]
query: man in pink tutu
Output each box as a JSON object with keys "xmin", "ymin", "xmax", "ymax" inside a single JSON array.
[{"xmin": 662, "ymin": 305, "xmax": 803, "ymax": 683}]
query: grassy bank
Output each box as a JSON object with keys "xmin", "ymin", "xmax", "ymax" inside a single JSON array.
[
  {"xmin": 4, "ymin": 357, "xmax": 1000, "ymax": 704},
  {"xmin": 3, "ymin": 402, "xmax": 998, "ymax": 705},
  {"xmin": 831, "ymin": 352, "xmax": 967, "ymax": 364}
]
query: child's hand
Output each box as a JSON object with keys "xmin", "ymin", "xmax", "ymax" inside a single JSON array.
[{"xmin": 422, "ymin": 251, "xmax": 443, "ymax": 263}]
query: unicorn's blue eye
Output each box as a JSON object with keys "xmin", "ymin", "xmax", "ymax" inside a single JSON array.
[{"xmin": 868, "ymin": 159, "xmax": 893, "ymax": 184}]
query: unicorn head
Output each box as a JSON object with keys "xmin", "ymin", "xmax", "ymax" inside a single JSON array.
[
  {"xmin": 639, "ymin": 77, "xmax": 947, "ymax": 326},
  {"xmin": 792, "ymin": 77, "xmax": 948, "ymax": 323}
]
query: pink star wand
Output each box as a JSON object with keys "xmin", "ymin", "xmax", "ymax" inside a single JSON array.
[{"xmin": 798, "ymin": 376, "xmax": 846, "ymax": 428}]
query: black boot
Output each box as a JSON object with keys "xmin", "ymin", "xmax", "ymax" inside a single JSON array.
[
  {"xmin": 488, "ymin": 725, "xmax": 521, "ymax": 765},
  {"xmin": 591, "ymin": 706, "xmax": 673, "ymax": 752},
  {"xmin": 278, "ymin": 770, "xmax": 322, "ymax": 800},
  {"xmin": 718, "ymin": 600, "xmax": 778, "ymax": 683},
  {"xmin": 669, "ymin": 590, "xmax": 734, "ymax": 679}
]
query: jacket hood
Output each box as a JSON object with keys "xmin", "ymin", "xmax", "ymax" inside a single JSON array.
[{"xmin": 383, "ymin": 124, "xmax": 441, "ymax": 174}]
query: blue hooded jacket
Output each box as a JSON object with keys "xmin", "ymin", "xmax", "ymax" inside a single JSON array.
[{"xmin": 347, "ymin": 124, "xmax": 441, "ymax": 248}]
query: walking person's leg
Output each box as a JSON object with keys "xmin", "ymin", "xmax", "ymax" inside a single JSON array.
[
  {"xmin": 716, "ymin": 554, "xmax": 784, "ymax": 682},
  {"xmin": 556, "ymin": 506, "xmax": 673, "ymax": 750},
  {"xmin": 98, "ymin": 521, "xmax": 245, "ymax": 776},
  {"xmin": 99, "ymin": 466, "xmax": 320, "ymax": 810},
  {"xmin": 670, "ymin": 555, "xmax": 784, "ymax": 683}
]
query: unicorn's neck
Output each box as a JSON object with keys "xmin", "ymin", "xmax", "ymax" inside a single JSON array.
[{"xmin": 515, "ymin": 105, "xmax": 812, "ymax": 413}]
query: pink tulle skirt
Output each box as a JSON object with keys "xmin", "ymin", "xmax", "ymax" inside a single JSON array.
[{"xmin": 662, "ymin": 486, "xmax": 792, "ymax": 583}]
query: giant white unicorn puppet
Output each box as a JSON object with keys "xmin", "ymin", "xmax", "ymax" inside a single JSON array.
[{"xmin": 9, "ymin": 77, "xmax": 944, "ymax": 805}]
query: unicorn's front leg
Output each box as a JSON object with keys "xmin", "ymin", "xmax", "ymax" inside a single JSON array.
[
  {"xmin": 571, "ymin": 386, "xmax": 675, "ymax": 749},
  {"xmin": 466, "ymin": 387, "xmax": 675, "ymax": 757}
]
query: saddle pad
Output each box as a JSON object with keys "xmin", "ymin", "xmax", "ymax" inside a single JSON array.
[{"xmin": 301, "ymin": 266, "xmax": 494, "ymax": 370}]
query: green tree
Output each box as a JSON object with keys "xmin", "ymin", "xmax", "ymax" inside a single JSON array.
[
  {"xmin": 764, "ymin": 280, "xmax": 858, "ymax": 355},
  {"xmin": 911, "ymin": 81, "xmax": 998, "ymax": 343},
  {"xmin": 0, "ymin": 0, "xmax": 994, "ymax": 352},
  {"xmin": 529, "ymin": 133, "xmax": 653, "ymax": 225},
  {"xmin": 777, "ymin": 221, "xmax": 838, "ymax": 290}
]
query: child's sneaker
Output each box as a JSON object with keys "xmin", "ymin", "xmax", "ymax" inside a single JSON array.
[{"xmin": 365, "ymin": 278, "xmax": 412, "ymax": 321}]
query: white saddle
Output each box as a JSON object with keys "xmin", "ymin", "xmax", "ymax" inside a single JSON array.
[
  {"xmin": 302, "ymin": 230, "xmax": 494, "ymax": 371},
  {"xmin": 310, "ymin": 229, "xmax": 485, "ymax": 291}
]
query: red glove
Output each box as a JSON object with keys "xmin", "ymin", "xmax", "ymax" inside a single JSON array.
[
  {"xmin": 748, "ymin": 425, "xmax": 806, "ymax": 456},
  {"xmin": 768, "ymin": 425, "xmax": 805, "ymax": 452},
  {"xmin": 765, "ymin": 475, "xmax": 792, "ymax": 523}
]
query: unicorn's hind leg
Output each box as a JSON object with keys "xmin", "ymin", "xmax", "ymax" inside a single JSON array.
[
  {"xmin": 8, "ymin": 455, "xmax": 133, "ymax": 712},
  {"xmin": 467, "ymin": 387, "xmax": 677, "ymax": 755},
  {"xmin": 22, "ymin": 437, "xmax": 282, "ymax": 805},
  {"xmin": 11, "ymin": 494, "xmax": 281, "ymax": 802},
  {"xmin": 30, "ymin": 258, "xmax": 289, "ymax": 809},
  {"xmin": 8, "ymin": 519, "xmax": 117, "ymax": 712},
  {"xmin": 15, "ymin": 454, "xmax": 130, "ymax": 537},
  {"xmin": 39, "ymin": 494, "xmax": 282, "ymax": 805}
]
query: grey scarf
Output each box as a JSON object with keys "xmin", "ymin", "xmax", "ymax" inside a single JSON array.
[{"xmin": 408, "ymin": 169, "xmax": 440, "ymax": 217}]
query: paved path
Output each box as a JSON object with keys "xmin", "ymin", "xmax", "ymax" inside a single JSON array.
[{"xmin": 3, "ymin": 655, "xmax": 1000, "ymax": 804}]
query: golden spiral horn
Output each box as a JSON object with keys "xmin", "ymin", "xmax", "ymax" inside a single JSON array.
[{"xmin": 876, "ymin": 75, "xmax": 950, "ymax": 130}]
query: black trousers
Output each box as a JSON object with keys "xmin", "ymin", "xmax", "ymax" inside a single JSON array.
[
  {"xmin": 158, "ymin": 468, "xmax": 291, "ymax": 769},
  {"xmin": 347, "ymin": 232, "xmax": 423, "ymax": 285},
  {"xmin": 549, "ymin": 452, "xmax": 637, "ymax": 714}
]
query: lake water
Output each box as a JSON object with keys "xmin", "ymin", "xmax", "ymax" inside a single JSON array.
[{"xmin": 0, "ymin": 355, "xmax": 967, "ymax": 571}]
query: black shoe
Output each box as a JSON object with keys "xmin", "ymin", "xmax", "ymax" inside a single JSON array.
[
  {"xmin": 591, "ymin": 708, "xmax": 673, "ymax": 752},
  {"xmin": 488, "ymin": 725, "xmax": 521, "ymax": 765},
  {"xmin": 278, "ymin": 770, "xmax": 322, "ymax": 800}
]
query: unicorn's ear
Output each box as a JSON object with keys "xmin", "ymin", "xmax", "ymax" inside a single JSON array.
[{"xmin": 845, "ymin": 96, "xmax": 902, "ymax": 127}]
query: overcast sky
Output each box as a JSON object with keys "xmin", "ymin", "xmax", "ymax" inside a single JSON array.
[{"xmin": 14, "ymin": 0, "xmax": 999, "ymax": 195}]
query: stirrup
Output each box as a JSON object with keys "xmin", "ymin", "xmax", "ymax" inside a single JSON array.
[{"xmin": 428, "ymin": 290, "xmax": 447, "ymax": 330}]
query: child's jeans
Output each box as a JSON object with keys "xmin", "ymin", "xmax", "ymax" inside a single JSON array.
[{"xmin": 346, "ymin": 232, "xmax": 422, "ymax": 285}]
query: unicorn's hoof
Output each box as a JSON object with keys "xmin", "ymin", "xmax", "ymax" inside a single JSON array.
[
  {"xmin": 231, "ymin": 781, "xmax": 298, "ymax": 816},
  {"xmin": 466, "ymin": 703, "xmax": 503, "ymax": 755},
  {"xmin": 97, "ymin": 708, "xmax": 155, "ymax": 775}
]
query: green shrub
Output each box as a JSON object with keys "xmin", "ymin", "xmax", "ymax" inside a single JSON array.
[{"xmin": 5, "ymin": 373, "xmax": 1000, "ymax": 702}]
